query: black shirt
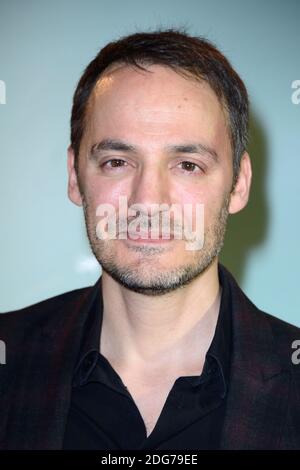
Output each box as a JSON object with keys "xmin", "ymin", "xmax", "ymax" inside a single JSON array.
[{"xmin": 63, "ymin": 268, "xmax": 232, "ymax": 450}]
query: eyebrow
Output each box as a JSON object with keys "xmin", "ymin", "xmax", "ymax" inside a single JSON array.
[{"xmin": 89, "ymin": 138, "xmax": 219, "ymax": 162}]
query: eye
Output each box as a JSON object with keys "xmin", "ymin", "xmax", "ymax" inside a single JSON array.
[
  {"xmin": 177, "ymin": 161, "xmax": 203, "ymax": 174},
  {"xmin": 101, "ymin": 159, "xmax": 128, "ymax": 169}
]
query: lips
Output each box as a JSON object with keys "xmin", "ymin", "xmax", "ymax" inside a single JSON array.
[{"xmin": 127, "ymin": 230, "xmax": 175, "ymax": 241}]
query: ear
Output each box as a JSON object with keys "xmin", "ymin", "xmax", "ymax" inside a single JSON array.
[
  {"xmin": 67, "ymin": 146, "xmax": 83, "ymax": 207},
  {"xmin": 229, "ymin": 152, "xmax": 252, "ymax": 214}
]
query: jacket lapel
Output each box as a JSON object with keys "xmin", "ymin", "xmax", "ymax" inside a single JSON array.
[
  {"xmin": 0, "ymin": 278, "xmax": 101, "ymax": 449},
  {"xmin": 219, "ymin": 265, "xmax": 290, "ymax": 449}
]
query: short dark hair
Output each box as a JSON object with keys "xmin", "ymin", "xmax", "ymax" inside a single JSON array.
[{"xmin": 70, "ymin": 28, "xmax": 249, "ymax": 184}]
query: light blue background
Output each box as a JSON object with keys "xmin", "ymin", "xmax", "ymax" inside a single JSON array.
[{"xmin": 0, "ymin": 0, "xmax": 299, "ymax": 325}]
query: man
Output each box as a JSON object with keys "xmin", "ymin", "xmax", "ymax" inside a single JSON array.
[{"xmin": 0, "ymin": 28, "xmax": 299, "ymax": 450}]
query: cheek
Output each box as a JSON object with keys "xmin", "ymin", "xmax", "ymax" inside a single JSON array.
[
  {"xmin": 175, "ymin": 178, "xmax": 224, "ymax": 207},
  {"xmin": 81, "ymin": 173, "xmax": 131, "ymax": 215},
  {"xmin": 174, "ymin": 178, "xmax": 228, "ymax": 231}
]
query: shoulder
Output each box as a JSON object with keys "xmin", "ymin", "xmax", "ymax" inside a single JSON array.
[
  {"xmin": 0, "ymin": 283, "xmax": 95, "ymax": 334},
  {"xmin": 220, "ymin": 262, "xmax": 300, "ymax": 338},
  {"xmin": 261, "ymin": 309, "xmax": 300, "ymax": 375},
  {"xmin": 219, "ymin": 263, "xmax": 300, "ymax": 375},
  {"xmin": 262, "ymin": 309, "xmax": 300, "ymax": 340}
]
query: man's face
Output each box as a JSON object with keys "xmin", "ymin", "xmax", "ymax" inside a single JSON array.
[{"xmin": 68, "ymin": 63, "xmax": 247, "ymax": 295}]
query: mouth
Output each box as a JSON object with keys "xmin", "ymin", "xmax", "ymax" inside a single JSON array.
[{"xmin": 120, "ymin": 230, "xmax": 176, "ymax": 243}]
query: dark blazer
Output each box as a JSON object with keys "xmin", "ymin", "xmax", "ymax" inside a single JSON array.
[{"xmin": 0, "ymin": 264, "xmax": 299, "ymax": 449}]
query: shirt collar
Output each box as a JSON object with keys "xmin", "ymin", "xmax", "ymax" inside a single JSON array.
[
  {"xmin": 72, "ymin": 276, "xmax": 103, "ymax": 387},
  {"xmin": 73, "ymin": 263, "xmax": 232, "ymax": 395},
  {"xmin": 207, "ymin": 263, "xmax": 232, "ymax": 397}
]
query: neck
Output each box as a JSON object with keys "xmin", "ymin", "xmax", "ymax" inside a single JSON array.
[{"xmin": 99, "ymin": 258, "xmax": 221, "ymax": 376}]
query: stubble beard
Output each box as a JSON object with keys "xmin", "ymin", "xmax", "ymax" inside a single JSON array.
[{"xmin": 81, "ymin": 194, "xmax": 230, "ymax": 296}]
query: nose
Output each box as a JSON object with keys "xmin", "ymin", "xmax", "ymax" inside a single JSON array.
[{"xmin": 128, "ymin": 164, "xmax": 172, "ymax": 212}]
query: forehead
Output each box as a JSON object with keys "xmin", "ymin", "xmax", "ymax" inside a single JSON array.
[
  {"xmin": 89, "ymin": 62, "xmax": 223, "ymax": 111},
  {"xmin": 84, "ymin": 63, "xmax": 230, "ymax": 150}
]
